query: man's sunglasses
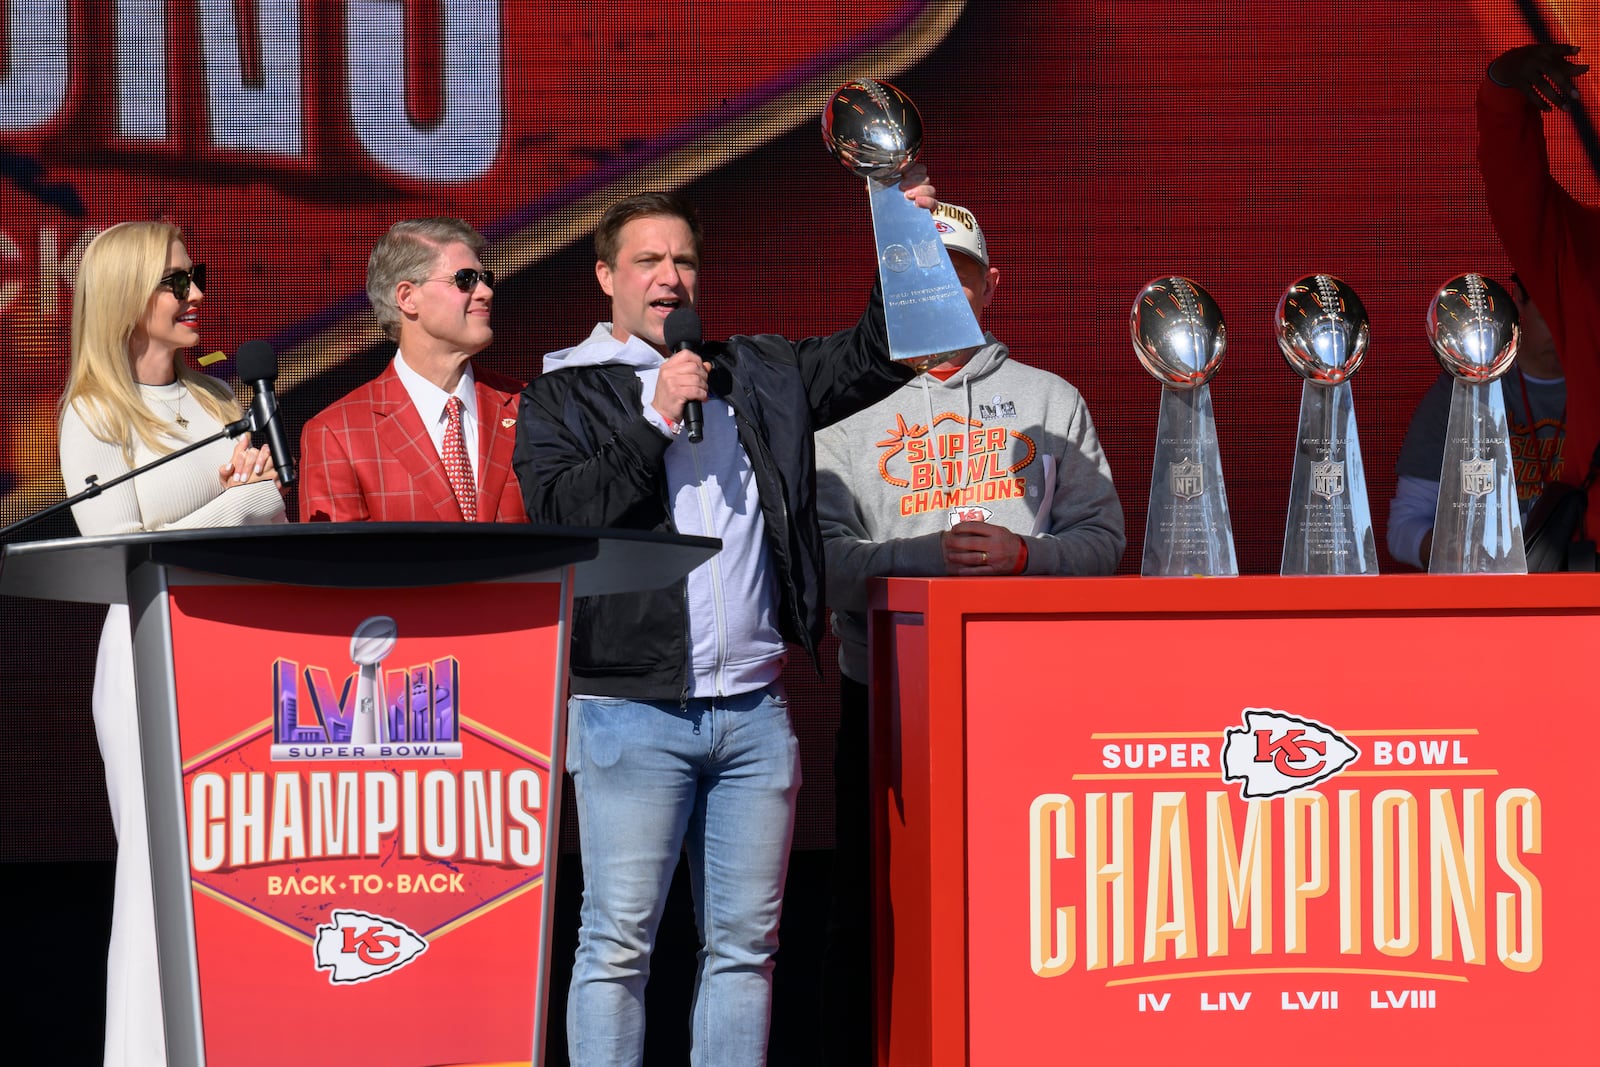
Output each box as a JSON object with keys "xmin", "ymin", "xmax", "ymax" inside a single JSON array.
[
  {"xmin": 158, "ymin": 264, "xmax": 207, "ymax": 301},
  {"xmin": 425, "ymin": 267, "xmax": 495, "ymax": 292}
]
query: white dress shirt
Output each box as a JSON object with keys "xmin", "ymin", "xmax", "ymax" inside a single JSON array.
[{"xmin": 393, "ymin": 352, "xmax": 480, "ymax": 483}]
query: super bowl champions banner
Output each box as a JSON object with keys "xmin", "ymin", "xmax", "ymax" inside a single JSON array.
[
  {"xmin": 168, "ymin": 580, "xmax": 563, "ymax": 1065},
  {"xmin": 959, "ymin": 591, "xmax": 1590, "ymax": 1065},
  {"xmin": 866, "ymin": 573, "xmax": 1600, "ymax": 1064}
]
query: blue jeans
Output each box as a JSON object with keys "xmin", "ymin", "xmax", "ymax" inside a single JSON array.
[{"xmin": 565, "ymin": 686, "xmax": 800, "ymax": 1066}]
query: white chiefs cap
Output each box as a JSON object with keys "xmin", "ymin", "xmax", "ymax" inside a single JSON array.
[{"xmin": 930, "ymin": 201, "xmax": 988, "ymax": 267}]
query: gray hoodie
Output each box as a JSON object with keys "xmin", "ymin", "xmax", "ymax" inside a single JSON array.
[
  {"xmin": 545, "ymin": 324, "xmax": 785, "ymax": 697},
  {"xmin": 815, "ymin": 335, "xmax": 1125, "ymax": 682}
]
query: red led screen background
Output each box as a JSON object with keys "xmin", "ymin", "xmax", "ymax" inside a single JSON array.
[{"xmin": 3, "ymin": 1, "xmax": 1596, "ymax": 859}]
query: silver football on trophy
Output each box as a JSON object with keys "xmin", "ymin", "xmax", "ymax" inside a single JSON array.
[
  {"xmin": 1427, "ymin": 273, "xmax": 1520, "ymax": 383},
  {"xmin": 822, "ymin": 78, "xmax": 924, "ymax": 181},
  {"xmin": 1130, "ymin": 276, "xmax": 1227, "ymax": 389},
  {"xmin": 351, "ymin": 615, "xmax": 398, "ymax": 666},
  {"xmin": 1276, "ymin": 274, "xmax": 1370, "ymax": 384}
]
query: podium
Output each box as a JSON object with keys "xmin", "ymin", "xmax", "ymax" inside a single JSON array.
[
  {"xmin": 868, "ymin": 574, "xmax": 1598, "ymax": 1066},
  {"xmin": 0, "ymin": 523, "xmax": 717, "ymax": 1067}
]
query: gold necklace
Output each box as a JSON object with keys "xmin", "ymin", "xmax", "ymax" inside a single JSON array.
[{"xmin": 150, "ymin": 389, "xmax": 189, "ymax": 428}]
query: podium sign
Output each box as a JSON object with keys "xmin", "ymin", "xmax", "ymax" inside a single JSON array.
[
  {"xmin": 872, "ymin": 576, "xmax": 1594, "ymax": 1066},
  {"xmin": 1, "ymin": 524, "xmax": 720, "ymax": 1067},
  {"xmin": 166, "ymin": 581, "xmax": 564, "ymax": 1065}
]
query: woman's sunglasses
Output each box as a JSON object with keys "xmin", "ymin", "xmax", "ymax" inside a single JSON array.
[{"xmin": 158, "ymin": 264, "xmax": 207, "ymax": 301}]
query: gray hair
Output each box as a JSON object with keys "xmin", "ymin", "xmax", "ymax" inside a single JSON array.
[{"xmin": 366, "ymin": 217, "xmax": 486, "ymax": 338}]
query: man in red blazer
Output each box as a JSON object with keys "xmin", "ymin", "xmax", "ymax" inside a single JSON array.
[{"xmin": 299, "ymin": 217, "xmax": 528, "ymax": 523}]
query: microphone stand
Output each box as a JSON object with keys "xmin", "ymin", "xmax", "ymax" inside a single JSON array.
[{"xmin": 0, "ymin": 416, "xmax": 252, "ymax": 542}]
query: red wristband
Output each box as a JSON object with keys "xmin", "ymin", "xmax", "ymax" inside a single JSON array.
[{"xmin": 1011, "ymin": 537, "xmax": 1029, "ymax": 575}]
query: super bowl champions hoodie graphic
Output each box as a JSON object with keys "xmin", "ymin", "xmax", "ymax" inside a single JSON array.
[{"xmin": 815, "ymin": 335, "xmax": 1126, "ymax": 683}]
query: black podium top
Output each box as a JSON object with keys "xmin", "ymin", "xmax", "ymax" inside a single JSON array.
[{"xmin": 0, "ymin": 523, "xmax": 720, "ymax": 605}]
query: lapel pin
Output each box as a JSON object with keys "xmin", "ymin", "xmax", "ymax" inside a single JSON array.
[{"xmin": 501, "ymin": 418, "xmax": 516, "ymax": 428}]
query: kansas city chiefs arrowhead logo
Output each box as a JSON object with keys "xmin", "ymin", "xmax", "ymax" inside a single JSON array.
[
  {"xmin": 313, "ymin": 909, "xmax": 428, "ymax": 984},
  {"xmin": 947, "ymin": 505, "xmax": 994, "ymax": 527},
  {"xmin": 1222, "ymin": 708, "xmax": 1360, "ymax": 799}
]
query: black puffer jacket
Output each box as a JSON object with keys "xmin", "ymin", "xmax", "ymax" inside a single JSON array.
[{"xmin": 513, "ymin": 287, "xmax": 913, "ymax": 701}]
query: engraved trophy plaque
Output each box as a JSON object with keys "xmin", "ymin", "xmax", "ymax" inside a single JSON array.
[
  {"xmin": 823, "ymin": 78, "xmax": 984, "ymax": 372},
  {"xmin": 1276, "ymin": 274, "xmax": 1378, "ymax": 575},
  {"xmin": 1426, "ymin": 274, "xmax": 1527, "ymax": 574},
  {"xmin": 1131, "ymin": 277, "xmax": 1237, "ymax": 576}
]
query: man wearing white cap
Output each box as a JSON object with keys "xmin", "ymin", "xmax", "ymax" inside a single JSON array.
[{"xmin": 814, "ymin": 201, "xmax": 1126, "ymax": 1062}]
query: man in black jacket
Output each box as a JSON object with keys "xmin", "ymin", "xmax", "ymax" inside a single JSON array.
[{"xmin": 512, "ymin": 180, "xmax": 932, "ymax": 1065}]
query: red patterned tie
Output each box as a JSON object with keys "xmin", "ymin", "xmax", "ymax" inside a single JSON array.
[{"xmin": 442, "ymin": 396, "xmax": 477, "ymax": 522}]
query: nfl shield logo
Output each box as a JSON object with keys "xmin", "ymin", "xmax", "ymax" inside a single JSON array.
[
  {"xmin": 1170, "ymin": 459, "xmax": 1205, "ymax": 500},
  {"xmin": 1461, "ymin": 457, "xmax": 1495, "ymax": 497},
  {"xmin": 1311, "ymin": 460, "xmax": 1345, "ymax": 500}
]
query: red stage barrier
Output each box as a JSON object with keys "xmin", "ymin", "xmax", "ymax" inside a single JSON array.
[
  {"xmin": 171, "ymin": 580, "xmax": 560, "ymax": 1065},
  {"xmin": 0, "ymin": 524, "xmax": 715, "ymax": 1066},
  {"xmin": 871, "ymin": 574, "xmax": 1595, "ymax": 1066}
]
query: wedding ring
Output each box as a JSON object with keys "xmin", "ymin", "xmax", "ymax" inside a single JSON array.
[{"xmin": 981, "ymin": 551, "xmax": 988, "ymax": 563}]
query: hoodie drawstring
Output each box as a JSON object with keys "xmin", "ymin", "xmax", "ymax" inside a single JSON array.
[{"xmin": 918, "ymin": 366, "xmax": 979, "ymax": 496}]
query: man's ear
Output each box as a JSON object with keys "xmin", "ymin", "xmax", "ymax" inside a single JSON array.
[
  {"xmin": 394, "ymin": 280, "xmax": 419, "ymax": 318},
  {"xmin": 596, "ymin": 259, "xmax": 615, "ymax": 298},
  {"xmin": 981, "ymin": 266, "xmax": 1000, "ymax": 310}
]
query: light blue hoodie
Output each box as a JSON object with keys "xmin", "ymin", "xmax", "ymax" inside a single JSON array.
[{"xmin": 545, "ymin": 324, "xmax": 786, "ymax": 698}]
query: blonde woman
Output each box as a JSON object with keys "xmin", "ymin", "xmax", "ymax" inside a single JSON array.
[{"xmin": 58, "ymin": 220, "xmax": 285, "ymax": 1066}]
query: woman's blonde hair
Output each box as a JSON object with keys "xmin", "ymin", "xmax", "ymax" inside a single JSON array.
[{"xmin": 60, "ymin": 220, "xmax": 240, "ymax": 461}]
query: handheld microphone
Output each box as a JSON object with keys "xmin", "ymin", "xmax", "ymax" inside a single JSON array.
[
  {"xmin": 234, "ymin": 339, "xmax": 297, "ymax": 486},
  {"xmin": 663, "ymin": 307, "xmax": 704, "ymax": 443}
]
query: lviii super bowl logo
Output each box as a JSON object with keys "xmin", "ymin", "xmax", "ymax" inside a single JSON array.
[
  {"xmin": 1025, "ymin": 706, "xmax": 1542, "ymax": 1003},
  {"xmin": 179, "ymin": 604, "xmax": 552, "ymax": 986},
  {"xmin": 272, "ymin": 615, "xmax": 464, "ymax": 761}
]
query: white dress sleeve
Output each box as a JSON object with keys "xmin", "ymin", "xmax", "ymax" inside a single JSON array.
[{"xmin": 58, "ymin": 392, "xmax": 286, "ymax": 537}]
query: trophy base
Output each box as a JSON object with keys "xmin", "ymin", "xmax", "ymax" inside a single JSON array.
[
  {"xmin": 1142, "ymin": 384, "xmax": 1237, "ymax": 577},
  {"xmin": 1430, "ymin": 378, "xmax": 1527, "ymax": 574},
  {"xmin": 867, "ymin": 177, "xmax": 985, "ymax": 369},
  {"xmin": 1280, "ymin": 380, "xmax": 1378, "ymax": 576}
]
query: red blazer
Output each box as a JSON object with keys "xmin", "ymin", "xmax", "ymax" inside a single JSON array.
[{"xmin": 298, "ymin": 361, "xmax": 529, "ymax": 523}]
